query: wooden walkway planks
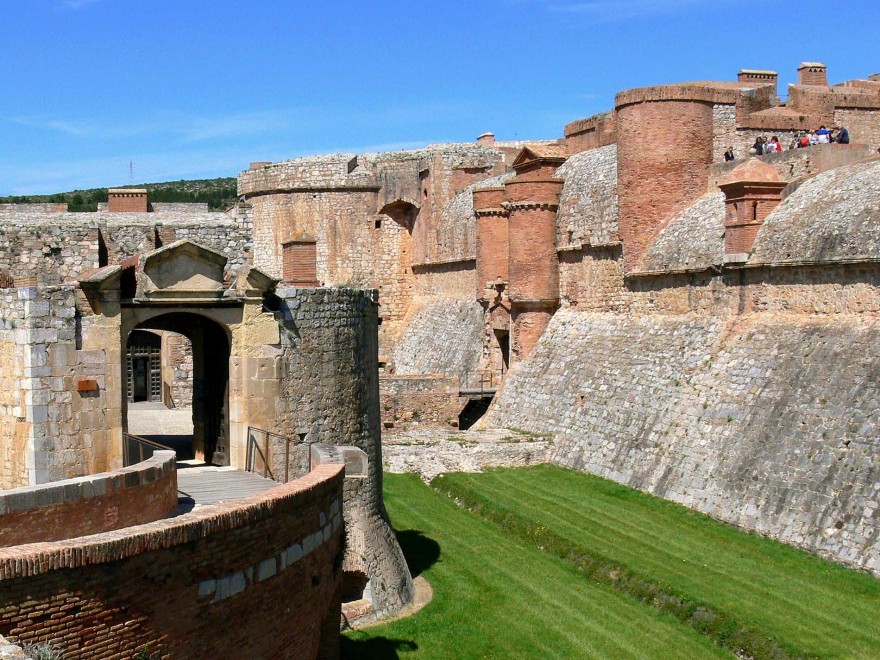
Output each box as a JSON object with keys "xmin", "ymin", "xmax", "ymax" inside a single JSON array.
[{"xmin": 176, "ymin": 466, "xmax": 278, "ymax": 506}]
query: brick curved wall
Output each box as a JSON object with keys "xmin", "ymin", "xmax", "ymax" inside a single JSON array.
[
  {"xmin": 617, "ymin": 99, "xmax": 714, "ymax": 270},
  {"xmin": 0, "ymin": 463, "xmax": 344, "ymax": 659},
  {"xmin": 0, "ymin": 451, "xmax": 178, "ymax": 547}
]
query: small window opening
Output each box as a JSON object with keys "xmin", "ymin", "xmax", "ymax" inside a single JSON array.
[{"xmin": 375, "ymin": 219, "xmax": 382, "ymax": 229}]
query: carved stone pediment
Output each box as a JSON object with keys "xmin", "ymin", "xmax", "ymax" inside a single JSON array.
[{"xmin": 136, "ymin": 240, "xmax": 228, "ymax": 302}]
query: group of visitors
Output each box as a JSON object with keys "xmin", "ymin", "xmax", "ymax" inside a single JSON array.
[
  {"xmin": 790, "ymin": 124, "xmax": 850, "ymax": 149},
  {"xmin": 723, "ymin": 124, "xmax": 851, "ymax": 161}
]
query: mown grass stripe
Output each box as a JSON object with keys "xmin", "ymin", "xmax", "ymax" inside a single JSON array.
[
  {"xmin": 435, "ymin": 466, "xmax": 880, "ymax": 658},
  {"xmin": 344, "ymin": 474, "xmax": 731, "ymax": 659},
  {"xmin": 482, "ymin": 467, "xmax": 880, "ymax": 628},
  {"xmin": 472, "ymin": 468, "xmax": 865, "ymax": 639},
  {"xmin": 434, "ymin": 473, "xmax": 801, "ymax": 658},
  {"xmin": 387, "ymin": 478, "xmax": 723, "ymax": 659}
]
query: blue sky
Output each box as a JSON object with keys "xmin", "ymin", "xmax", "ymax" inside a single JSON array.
[{"xmin": 1, "ymin": 0, "xmax": 877, "ymax": 195}]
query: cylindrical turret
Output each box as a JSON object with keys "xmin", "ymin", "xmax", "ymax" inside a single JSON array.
[
  {"xmin": 504, "ymin": 170, "xmax": 563, "ymax": 363},
  {"xmin": 616, "ymin": 90, "xmax": 715, "ymax": 270},
  {"xmin": 474, "ymin": 186, "xmax": 509, "ymax": 300}
]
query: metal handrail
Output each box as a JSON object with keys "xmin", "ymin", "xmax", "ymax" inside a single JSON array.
[
  {"xmin": 246, "ymin": 426, "xmax": 311, "ymax": 483},
  {"xmin": 460, "ymin": 368, "xmax": 504, "ymax": 393},
  {"xmin": 122, "ymin": 432, "xmax": 174, "ymax": 467}
]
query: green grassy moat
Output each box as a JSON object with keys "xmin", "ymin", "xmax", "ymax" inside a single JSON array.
[{"xmin": 342, "ymin": 466, "xmax": 880, "ymax": 659}]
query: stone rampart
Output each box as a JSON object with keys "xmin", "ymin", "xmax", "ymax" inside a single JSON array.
[
  {"xmin": 0, "ymin": 451, "xmax": 177, "ymax": 547},
  {"xmin": 555, "ymin": 144, "xmax": 618, "ymax": 249},
  {"xmin": 483, "ymin": 308, "xmax": 880, "ymax": 575},
  {"xmin": 0, "ymin": 463, "xmax": 344, "ymax": 659},
  {"xmin": 0, "ymin": 212, "xmax": 251, "ymax": 285},
  {"xmin": 389, "ymin": 298, "xmax": 484, "ymax": 386},
  {"xmin": 707, "ymin": 143, "xmax": 877, "ymax": 191}
]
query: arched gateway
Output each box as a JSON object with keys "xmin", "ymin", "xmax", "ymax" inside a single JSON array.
[
  {"xmin": 81, "ymin": 239, "xmax": 277, "ymax": 470},
  {"xmin": 76, "ymin": 239, "xmax": 414, "ymax": 617}
]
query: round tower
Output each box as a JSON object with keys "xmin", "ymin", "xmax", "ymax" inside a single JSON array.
[
  {"xmin": 473, "ymin": 186, "xmax": 509, "ymax": 300},
  {"xmin": 503, "ymin": 146, "xmax": 565, "ymax": 363},
  {"xmin": 616, "ymin": 85, "xmax": 717, "ymax": 270}
]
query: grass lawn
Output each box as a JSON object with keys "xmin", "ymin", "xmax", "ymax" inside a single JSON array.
[
  {"xmin": 342, "ymin": 473, "xmax": 733, "ymax": 659},
  {"xmin": 434, "ymin": 465, "xmax": 880, "ymax": 659}
]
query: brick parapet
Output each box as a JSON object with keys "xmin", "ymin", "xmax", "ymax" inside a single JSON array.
[
  {"xmin": 0, "ymin": 451, "xmax": 177, "ymax": 547},
  {"xmin": 0, "ymin": 463, "xmax": 344, "ymax": 658},
  {"xmin": 615, "ymin": 82, "xmax": 745, "ymax": 109}
]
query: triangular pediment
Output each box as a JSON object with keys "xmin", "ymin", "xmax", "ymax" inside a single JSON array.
[
  {"xmin": 511, "ymin": 144, "xmax": 567, "ymax": 175},
  {"xmin": 138, "ymin": 240, "xmax": 228, "ymax": 301}
]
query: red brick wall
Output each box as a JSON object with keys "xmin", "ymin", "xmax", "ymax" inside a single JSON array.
[
  {"xmin": 511, "ymin": 304, "xmax": 554, "ymax": 363},
  {"xmin": 474, "ymin": 187, "xmax": 508, "ymax": 298},
  {"xmin": 282, "ymin": 240, "xmax": 319, "ymax": 285},
  {"xmin": 508, "ymin": 202, "xmax": 560, "ymax": 304},
  {"xmin": 107, "ymin": 192, "xmax": 148, "ymax": 213},
  {"xmin": 798, "ymin": 65, "xmax": 828, "ymax": 87},
  {"xmin": 0, "ymin": 464, "xmax": 344, "ymax": 660},
  {"xmin": 564, "ymin": 112, "xmax": 617, "ymax": 155},
  {"xmin": 617, "ymin": 99, "xmax": 714, "ymax": 270},
  {"xmin": 0, "ymin": 452, "xmax": 177, "ymax": 547}
]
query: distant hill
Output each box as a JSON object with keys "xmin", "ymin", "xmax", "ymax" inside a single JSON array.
[{"xmin": 0, "ymin": 177, "xmax": 238, "ymax": 212}]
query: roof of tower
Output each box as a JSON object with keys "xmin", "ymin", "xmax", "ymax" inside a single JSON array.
[{"xmin": 720, "ymin": 157, "xmax": 783, "ymax": 186}]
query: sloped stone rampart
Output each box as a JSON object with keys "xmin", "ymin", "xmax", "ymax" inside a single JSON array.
[
  {"xmin": 484, "ymin": 308, "xmax": 880, "ymax": 575},
  {"xmin": 638, "ymin": 193, "xmax": 725, "ymax": 272},
  {"xmin": 390, "ymin": 298, "xmax": 484, "ymax": 386},
  {"xmin": 0, "ymin": 464, "xmax": 344, "ymax": 659},
  {"xmin": 555, "ymin": 144, "xmax": 618, "ymax": 248},
  {"xmin": 750, "ymin": 158, "xmax": 880, "ymax": 265}
]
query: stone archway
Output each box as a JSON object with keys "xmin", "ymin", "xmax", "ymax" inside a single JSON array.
[{"xmin": 125, "ymin": 312, "xmax": 231, "ymax": 465}]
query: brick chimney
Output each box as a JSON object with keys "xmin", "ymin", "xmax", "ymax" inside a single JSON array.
[
  {"xmin": 107, "ymin": 188, "xmax": 148, "ymax": 213},
  {"xmin": 738, "ymin": 69, "xmax": 778, "ymax": 98},
  {"xmin": 476, "ymin": 132, "xmax": 496, "ymax": 147},
  {"xmin": 797, "ymin": 62, "xmax": 828, "ymax": 87},
  {"xmin": 719, "ymin": 158, "xmax": 786, "ymax": 259}
]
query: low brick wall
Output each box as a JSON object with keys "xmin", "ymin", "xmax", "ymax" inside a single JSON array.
[
  {"xmin": 0, "ymin": 463, "xmax": 344, "ymax": 659},
  {"xmin": 0, "ymin": 451, "xmax": 178, "ymax": 547}
]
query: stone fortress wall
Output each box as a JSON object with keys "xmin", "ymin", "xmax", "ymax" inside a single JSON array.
[
  {"xmin": 0, "ymin": 205, "xmax": 252, "ymax": 286},
  {"xmin": 2, "ymin": 57, "xmax": 880, "ymax": 653},
  {"xmin": 239, "ymin": 61, "xmax": 880, "ymax": 575}
]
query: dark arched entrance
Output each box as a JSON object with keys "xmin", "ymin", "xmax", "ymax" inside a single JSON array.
[{"xmin": 125, "ymin": 312, "xmax": 231, "ymax": 465}]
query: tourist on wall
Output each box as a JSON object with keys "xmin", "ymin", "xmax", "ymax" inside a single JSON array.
[
  {"xmin": 833, "ymin": 125, "xmax": 850, "ymax": 144},
  {"xmin": 724, "ymin": 146, "xmax": 735, "ymax": 161},
  {"xmin": 752, "ymin": 137, "xmax": 765, "ymax": 155},
  {"xmin": 816, "ymin": 125, "xmax": 831, "ymax": 143}
]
